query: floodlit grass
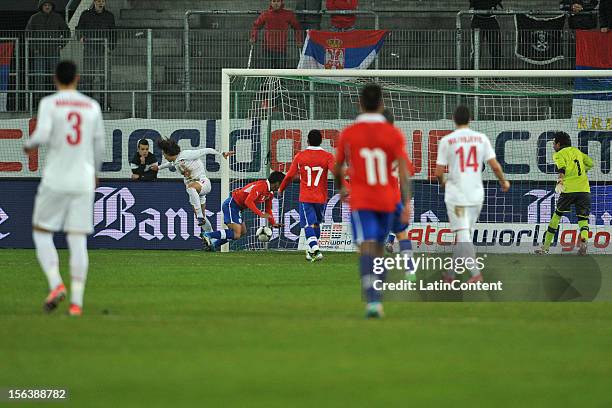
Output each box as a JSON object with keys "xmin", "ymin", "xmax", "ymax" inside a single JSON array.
[{"xmin": 1, "ymin": 250, "xmax": 611, "ymax": 407}]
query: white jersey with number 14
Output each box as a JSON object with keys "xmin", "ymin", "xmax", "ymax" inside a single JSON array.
[{"xmin": 436, "ymin": 127, "xmax": 496, "ymax": 206}]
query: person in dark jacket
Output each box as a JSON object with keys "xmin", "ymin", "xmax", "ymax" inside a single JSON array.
[
  {"xmin": 250, "ymin": 0, "xmax": 303, "ymax": 69},
  {"xmin": 25, "ymin": 0, "xmax": 70, "ymax": 106},
  {"xmin": 598, "ymin": 0, "xmax": 611, "ymax": 31},
  {"xmin": 76, "ymin": 0, "xmax": 116, "ymax": 108},
  {"xmin": 469, "ymin": 0, "xmax": 503, "ymax": 70},
  {"xmin": 560, "ymin": 0, "xmax": 599, "ymax": 29},
  {"xmin": 130, "ymin": 139, "xmax": 159, "ymax": 181}
]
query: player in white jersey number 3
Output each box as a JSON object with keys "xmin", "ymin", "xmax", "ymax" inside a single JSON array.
[
  {"xmin": 435, "ymin": 105, "xmax": 510, "ymax": 282},
  {"xmin": 23, "ymin": 61, "xmax": 106, "ymax": 317}
]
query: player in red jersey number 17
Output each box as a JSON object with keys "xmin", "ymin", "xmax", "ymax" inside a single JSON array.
[{"xmin": 278, "ymin": 129, "xmax": 335, "ymax": 262}]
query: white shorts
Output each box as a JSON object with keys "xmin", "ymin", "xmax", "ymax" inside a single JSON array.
[
  {"xmin": 184, "ymin": 177, "xmax": 211, "ymax": 205},
  {"xmin": 32, "ymin": 186, "xmax": 94, "ymax": 234},
  {"xmin": 446, "ymin": 203, "xmax": 482, "ymax": 232}
]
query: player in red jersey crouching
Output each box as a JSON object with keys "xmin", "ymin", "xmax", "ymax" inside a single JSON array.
[{"xmin": 203, "ymin": 172, "xmax": 285, "ymax": 251}]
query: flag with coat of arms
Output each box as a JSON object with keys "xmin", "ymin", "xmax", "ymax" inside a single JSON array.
[{"xmin": 297, "ymin": 30, "xmax": 388, "ymax": 69}]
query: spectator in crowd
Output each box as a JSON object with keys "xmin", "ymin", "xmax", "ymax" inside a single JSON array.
[
  {"xmin": 560, "ymin": 0, "xmax": 599, "ymax": 29},
  {"xmin": 296, "ymin": 0, "xmax": 322, "ymax": 30},
  {"xmin": 599, "ymin": 0, "xmax": 611, "ymax": 31},
  {"xmin": 76, "ymin": 0, "xmax": 116, "ymax": 109},
  {"xmin": 469, "ymin": 0, "xmax": 502, "ymax": 70},
  {"xmin": 250, "ymin": 0, "xmax": 303, "ymax": 69},
  {"xmin": 25, "ymin": 1, "xmax": 70, "ymax": 107},
  {"xmin": 326, "ymin": 0, "xmax": 358, "ymax": 31},
  {"xmin": 130, "ymin": 139, "xmax": 159, "ymax": 181}
]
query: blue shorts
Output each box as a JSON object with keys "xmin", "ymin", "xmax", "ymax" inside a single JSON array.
[
  {"xmin": 390, "ymin": 202, "xmax": 409, "ymax": 234},
  {"xmin": 298, "ymin": 202, "xmax": 326, "ymax": 228},
  {"xmin": 222, "ymin": 197, "xmax": 243, "ymax": 225},
  {"xmin": 351, "ymin": 210, "xmax": 394, "ymax": 244}
]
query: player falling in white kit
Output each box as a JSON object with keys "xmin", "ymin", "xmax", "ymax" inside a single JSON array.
[
  {"xmin": 156, "ymin": 138, "xmax": 233, "ymax": 235},
  {"xmin": 23, "ymin": 61, "xmax": 106, "ymax": 316},
  {"xmin": 435, "ymin": 105, "xmax": 510, "ymax": 282}
]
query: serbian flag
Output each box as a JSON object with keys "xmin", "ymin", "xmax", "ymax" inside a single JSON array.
[
  {"xmin": 298, "ymin": 30, "xmax": 388, "ymax": 69},
  {"xmin": 572, "ymin": 31, "xmax": 612, "ymax": 123},
  {"xmin": 0, "ymin": 42, "xmax": 14, "ymax": 112}
]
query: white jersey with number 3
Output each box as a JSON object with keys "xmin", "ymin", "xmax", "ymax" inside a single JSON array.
[
  {"xmin": 25, "ymin": 90, "xmax": 106, "ymax": 193},
  {"xmin": 436, "ymin": 127, "xmax": 496, "ymax": 206}
]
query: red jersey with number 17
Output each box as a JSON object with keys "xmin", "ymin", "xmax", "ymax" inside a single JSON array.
[
  {"xmin": 278, "ymin": 147, "xmax": 335, "ymax": 204},
  {"xmin": 336, "ymin": 113, "xmax": 411, "ymax": 212}
]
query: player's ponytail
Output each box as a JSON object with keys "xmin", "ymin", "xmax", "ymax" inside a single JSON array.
[{"xmin": 156, "ymin": 138, "xmax": 181, "ymax": 156}]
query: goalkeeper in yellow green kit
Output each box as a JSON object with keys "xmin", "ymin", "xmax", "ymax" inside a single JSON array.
[{"xmin": 536, "ymin": 131, "xmax": 593, "ymax": 256}]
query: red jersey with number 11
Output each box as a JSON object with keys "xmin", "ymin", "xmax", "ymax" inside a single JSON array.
[
  {"xmin": 336, "ymin": 113, "xmax": 411, "ymax": 212},
  {"xmin": 278, "ymin": 147, "xmax": 335, "ymax": 204}
]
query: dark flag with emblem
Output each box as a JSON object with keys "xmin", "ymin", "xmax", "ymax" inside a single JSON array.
[{"xmin": 514, "ymin": 14, "xmax": 566, "ymax": 65}]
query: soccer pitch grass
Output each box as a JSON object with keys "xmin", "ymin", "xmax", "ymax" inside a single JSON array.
[{"xmin": 2, "ymin": 250, "xmax": 612, "ymax": 407}]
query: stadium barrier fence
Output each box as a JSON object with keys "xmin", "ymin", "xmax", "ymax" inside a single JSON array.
[{"xmin": 0, "ymin": 27, "xmax": 584, "ymax": 116}]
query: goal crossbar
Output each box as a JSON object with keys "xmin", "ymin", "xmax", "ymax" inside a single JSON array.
[{"xmin": 222, "ymin": 69, "xmax": 612, "ymax": 79}]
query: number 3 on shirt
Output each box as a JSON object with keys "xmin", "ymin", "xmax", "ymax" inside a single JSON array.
[
  {"xmin": 455, "ymin": 145, "xmax": 478, "ymax": 172},
  {"xmin": 66, "ymin": 111, "xmax": 82, "ymax": 145}
]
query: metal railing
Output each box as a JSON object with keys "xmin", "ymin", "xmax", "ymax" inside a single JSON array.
[
  {"xmin": 0, "ymin": 27, "xmax": 591, "ymax": 117},
  {"xmin": 183, "ymin": 9, "xmax": 380, "ymax": 111},
  {"xmin": 24, "ymin": 37, "xmax": 109, "ymax": 111},
  {"xmin": 454, "ymin": 9, "xmax": 582, "ymax": 117},
  {"xmin": 0, "ymin": 37, "xmax": 20, "ymax": 112},
  {"xmin": 455, "ymin": 9, "xmax": 574, "ymax": 70},
  {"xmin": 7, "ymin": 89, "xmax": 224, "ymax": 118}
]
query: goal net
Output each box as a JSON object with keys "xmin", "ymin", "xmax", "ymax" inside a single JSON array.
[{"xmin": 221, "ymin": 69, "xmax": 612, "ymax": 253}]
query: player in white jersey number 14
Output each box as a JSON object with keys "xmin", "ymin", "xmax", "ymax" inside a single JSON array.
[
  {"xmin": 435, "ymin": 105, "xmax": 510, "ymax": 282},
  {"xmin": 156, "ymin": 138, "xmax": 234, "ymax": 238},
  {"xmin": 23, "ymin": 61, "xmax": 106, "ymax": 317}
]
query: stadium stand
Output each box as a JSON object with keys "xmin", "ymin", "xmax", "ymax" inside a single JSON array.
[{"xmin": 0, "ymin": 0, "xmax": 588, "ymax": 118}]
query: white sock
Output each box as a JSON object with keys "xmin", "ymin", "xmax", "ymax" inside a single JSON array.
[
  {"xmin": 186, "ymin": 188, "xmax": 203, "ymax": 218},
  {"xmin": 202, "ymin": 217, "xmax": 213, "ymax": 232},
  {"xmin": 455, "ymin": 229, "xmax": 479, "ymax": 276},
  {"xmin": 32, "ymin": 230, "xmax": 62, "ymax": 290},
  {"xmin": 67, "ymin": 233, "xmax": 88, "ymax": 307},
  {"xmin": 455, "ymin": 228, "xmax": 471, "ymax": 243}
]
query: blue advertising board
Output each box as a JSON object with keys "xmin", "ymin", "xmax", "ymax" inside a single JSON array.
[{"xmin": 1, "ymin": 180, "xmax": 610, "ymax": 249}]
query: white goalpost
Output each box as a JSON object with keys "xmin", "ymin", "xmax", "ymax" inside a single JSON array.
[{"xmin": 221, "ymin": 69, "xmax": 612, "ymax": 253}]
